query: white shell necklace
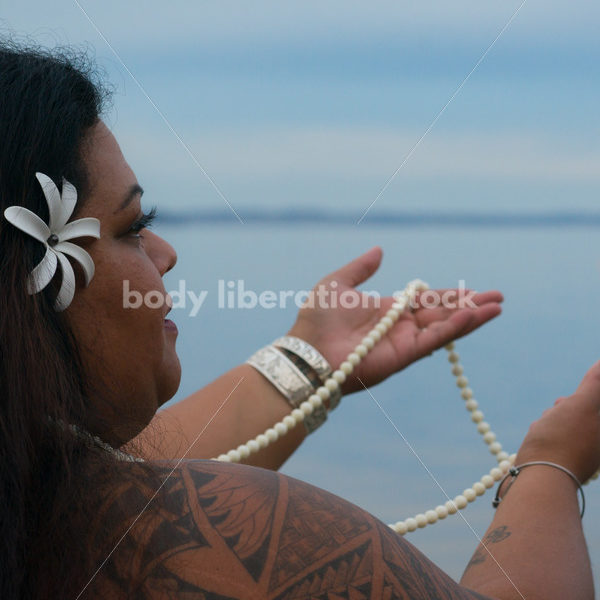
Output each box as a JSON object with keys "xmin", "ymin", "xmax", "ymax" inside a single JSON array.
[{"xmin": 212, "ymin": 279, "xmax": 599, "ymax": 535}]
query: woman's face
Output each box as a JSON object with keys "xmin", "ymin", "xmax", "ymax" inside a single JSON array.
[{"xmin": 67, "ymin": 120, "xmax": 180, "ymax": 445}]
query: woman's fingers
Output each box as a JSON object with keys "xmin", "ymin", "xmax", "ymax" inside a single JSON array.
[
  {"xmin": 412, "ymin": 289, "xmax": 503, "ymax": 309},
  {"xmin": 575, "ymin": 360, "xmax": 600, "ymax": 407},
  {"xmin": 322, "ymin": 246, "xmax": 383, "ymax": 288},
  {"xmin": 409, "ymin": 290, "xmax": 503, "ymax": 329},
  {"xmin": 412, "ymin": 304, "xmax": 502, "ymax": 356},
  {"xmin": 417, "ymin": 302, "xmax": 502, "ymax": 347}
]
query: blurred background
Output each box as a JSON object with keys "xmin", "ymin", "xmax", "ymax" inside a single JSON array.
[{"xmin": 3, "ymin": 0, "xmax": 599, "ymax": 584}]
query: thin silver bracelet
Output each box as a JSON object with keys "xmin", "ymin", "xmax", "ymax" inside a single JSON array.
[{"xmin": 493, "ymin": 461, "xmax": 585, "ymax": 518}]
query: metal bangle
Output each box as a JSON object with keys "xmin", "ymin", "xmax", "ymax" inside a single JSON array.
[
  {"xmin": 272, "ymin": 336, "xmax": 333, "ymax": 382},
  {"xmin": 302, "ymin": 404, "xmax": 328, "ymax": 434},
  {"xmin": 246, "ymin": 345, "xmax": 327, "ymax": 434},
  {"xmin": 493, "ymin": 461, "xmax": 585, "ymax": 518},
  {"xmin": 272, "ymin": 336, "xmax": 341, "ymax": 411}
]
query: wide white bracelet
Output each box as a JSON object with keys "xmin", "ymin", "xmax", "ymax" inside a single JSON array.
[
  {"xmin": 246, "ymin": 345, "xmax": 327, "ymax": 433},
  {"xmin": 272, "ymin": 336, "xmax": 341, "ymax": 410},
  {"xmin": 272, "ymin": 336, "xmax": 332, "ymax": 381}
]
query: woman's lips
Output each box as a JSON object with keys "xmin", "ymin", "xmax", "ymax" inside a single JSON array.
[{"xmin": 164, "ymin": 318, "xmax": 178, "ymax": 334}]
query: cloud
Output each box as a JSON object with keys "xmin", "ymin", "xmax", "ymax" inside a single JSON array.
[
  {"xmin": 3, "ymin": 0, "xmax": 600, "ymax": 51},
  {"xmin": 117, "ymin": 123, "xmax": 600, "ymax": 184}
]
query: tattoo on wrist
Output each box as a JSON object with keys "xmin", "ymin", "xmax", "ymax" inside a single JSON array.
[{"xmin": 464, "ymin": 525, "xmax": 512, "ymax": 573}]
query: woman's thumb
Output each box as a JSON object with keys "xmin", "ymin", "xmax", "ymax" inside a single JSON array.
[{"xmin": 323, "ymin": 246, "xmax": 383, "ymax": 288}]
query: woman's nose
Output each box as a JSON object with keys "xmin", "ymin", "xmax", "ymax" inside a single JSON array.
[{"xmin": 146, "ymin": 230, "xmax": 177, "ymax": 276}]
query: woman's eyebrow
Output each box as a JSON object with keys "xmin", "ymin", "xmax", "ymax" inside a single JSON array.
[{"xmin": 113, "ymin": 183, "xmax": 144, "ymax": 214}]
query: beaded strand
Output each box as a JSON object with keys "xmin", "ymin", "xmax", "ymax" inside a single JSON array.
[
  {"xmin": 213, "ymin": 279, "xmax": 599, "ymax": 534},
  {"xmin": 389, "ymin": 454, "xmax": 517, "ymax": 534},
  {"xmin": 445, "ymin": 343, "xmax": 509, "ymax": 465}
]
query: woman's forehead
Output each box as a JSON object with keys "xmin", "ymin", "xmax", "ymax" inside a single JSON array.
[{"xmin": 83, "ymin": 121, "xmax": 139, "ymax": 215}]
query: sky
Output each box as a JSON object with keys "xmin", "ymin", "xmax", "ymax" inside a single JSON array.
[{"xmin": 2, "ymin": 0, "xmax": 599, "ymax": 219}]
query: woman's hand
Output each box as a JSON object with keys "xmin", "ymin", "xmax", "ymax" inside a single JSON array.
[
  {"xmin": 286, "ymin": 246, "xmax": 503, "ymax": 395},
  {"xmin": 516, "ymin": 360, "xmax": 600, "ymax": 482}
]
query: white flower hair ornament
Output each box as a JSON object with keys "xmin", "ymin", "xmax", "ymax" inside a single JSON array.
[{"xmin": 4, "ymin": 172, "xmax": 101, "ymax": 312}]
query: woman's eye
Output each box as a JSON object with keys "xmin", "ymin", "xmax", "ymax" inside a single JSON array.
[{"xmin": 128, "ymin": 206, "xmax": 157, "ymax": 240}]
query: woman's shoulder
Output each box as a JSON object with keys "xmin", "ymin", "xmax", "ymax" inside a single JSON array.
[{"xmin": 88, "ymin": 459, "xmax": 490, "ymax": 600}]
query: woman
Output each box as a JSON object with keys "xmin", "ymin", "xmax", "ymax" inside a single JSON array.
[{"xmin": 0, "ymin": 41, "xmax": 597, "ymax": 599}]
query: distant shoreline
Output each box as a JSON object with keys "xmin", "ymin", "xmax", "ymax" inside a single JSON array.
[{"xmin": 155, "ymin": 210, "xmax": 600, "ymax": 228}]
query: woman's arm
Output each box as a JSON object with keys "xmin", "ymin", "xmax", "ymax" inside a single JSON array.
[
  {"xmin": 131, "ymin": 247, "xmax": 503, "ymax": 468},
  {"xmin": 460, "ymin": 467, "xmax": 591, "ymax": 599},
  {"xmin": 460, "ymin": 363, "xmax": 600, "ymax": 599},
  {"xmin": 132, "ymin": 363, "xmax": 308, "ymax": 470}
]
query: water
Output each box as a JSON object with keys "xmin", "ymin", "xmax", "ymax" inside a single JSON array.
[{"xmin": 157, "ymin": 221, "xmax": 600, "ymax": 583}]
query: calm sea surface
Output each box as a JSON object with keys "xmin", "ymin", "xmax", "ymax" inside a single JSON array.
[{"xmin": 155, "ymin": 221, "xmax": 600, "ymax": 583}]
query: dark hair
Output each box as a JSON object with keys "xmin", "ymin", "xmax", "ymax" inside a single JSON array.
[{"xmin": 0, "ymin": 39, "xmax": 115, "ymax": 598}]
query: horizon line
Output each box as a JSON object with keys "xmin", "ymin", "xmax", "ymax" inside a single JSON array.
[{"xmin": 155, "ymin": 208, "xmax": 600, "ymax": 227}]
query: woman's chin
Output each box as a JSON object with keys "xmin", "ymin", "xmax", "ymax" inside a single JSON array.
[{"xmin": 158, "ymin": 357, "xmax": 182, "ymax": 408}]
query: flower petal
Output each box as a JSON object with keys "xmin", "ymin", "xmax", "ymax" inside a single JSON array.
[
  {"xmin": 59, "ymin": 217, "xmax": 101, "ymax": 242},
  {"xmin": 54, "ymin": 241, "xmax": 95, "ymax": 286},
  {"xmin": 36, "ymin": 172, "xmax": 63, "ymax": 232},
  {"xmin": 4, "ymin": 206, "xmax": 51, "ymax": 243},
  {"xmin": 27, "ymin": 246, "xmax": 58, "ymax": 295},
  {"xmin": 57, "ymin": 177, "xmax": 78, "ymax": 230},
  {"xmin": 54, "ymin": 252, "xmax": 76, "ymax": 312}
]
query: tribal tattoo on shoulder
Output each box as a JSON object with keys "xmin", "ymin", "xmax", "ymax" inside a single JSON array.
[{"xmin": 86, "ymin": 461, "xmax": 493, "ymax": 600}]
